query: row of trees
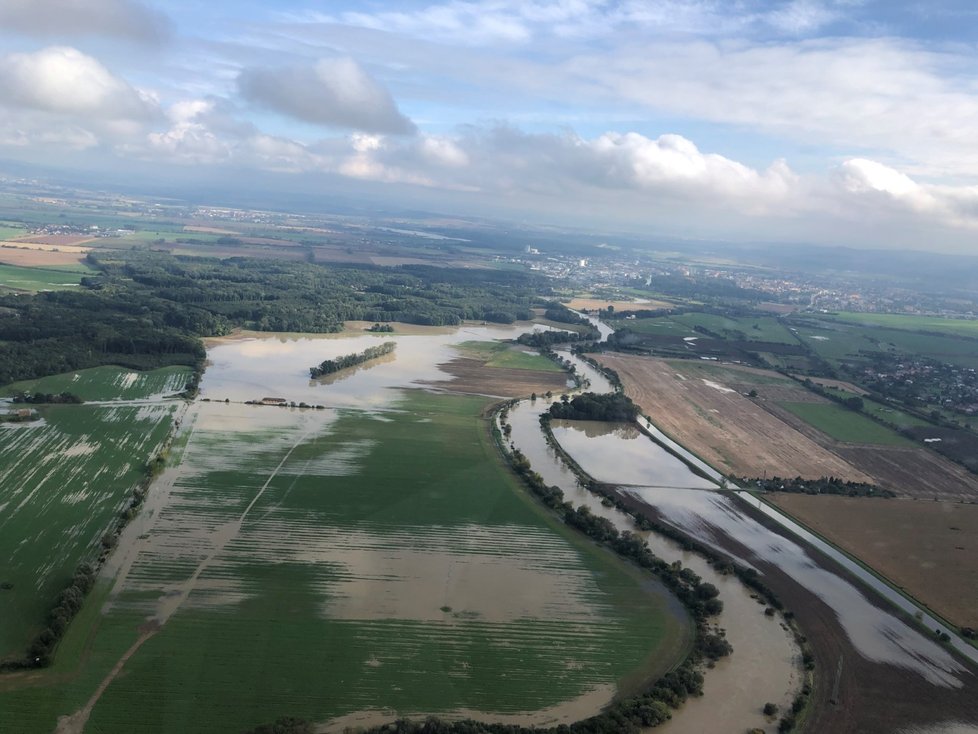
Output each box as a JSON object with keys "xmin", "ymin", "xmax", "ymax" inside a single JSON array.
[{"xmin": 309, "ymin": 342, "xmax": 396, "ymax": 378}]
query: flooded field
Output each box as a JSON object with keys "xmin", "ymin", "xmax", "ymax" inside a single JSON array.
[{"xmin": 0, "ymin": 326, "xmax": 690, "ymax": 734}]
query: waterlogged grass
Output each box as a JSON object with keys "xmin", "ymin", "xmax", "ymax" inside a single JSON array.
[
  {"xmin": 0, "ymin": 263, "xmax": 90, "ymax": 292},
  {"xmin": 0, "ymin": 391, "xmax": 689, "ymax": 733},
  {"xmin": 779, "ymin": 401, "xmax": 913, "ymax": 446},
  {"xmin": 0, "ymin": 403, "xmax": 177, "ymax": 659},
  {"xmin": 458, "ymin": 340, "xmax": 563, "ymax": 372},
  {"xmin": 1, "ymin": 365, "xmax": 193, "ymax": 401}
]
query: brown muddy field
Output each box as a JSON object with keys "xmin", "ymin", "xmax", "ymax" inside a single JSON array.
[
  {"xmin": 612, "ymin": 490, "xmax": 978, "ymax": 734},
  {"xmin": 429, "ymin": 356, "xmax": 569, "ymax": 398},
  {"xmin": 770, "ymin": 494, "xmax": 978, "ymax": 628},
  {"xmin": 0, "ymin": 245, "xmax": 88, "ymax": 267},
  {"xmin": 597, "ymin": 354, "xmax": 871, "ymax": 482}
]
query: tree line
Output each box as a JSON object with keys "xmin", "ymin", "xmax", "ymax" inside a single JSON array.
[{"xmin": 309, "ymin": 342, "xmax": 396, "ymax": 378}]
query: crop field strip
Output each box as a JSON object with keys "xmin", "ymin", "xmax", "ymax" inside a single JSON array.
[
  {"xmin": 0, "ymin": 402, "xmax": 177, "ymax": 659},
  {"xmin": 0, "ymin": 390, "xmax": 687, "ymax": 733},
  {"xmin": 2, "ymin": 366, "xmax": 193, "ymax": 402},
  {"xmin": 0, "ymin": 263, "xmax": 89, "ymax": 292}
]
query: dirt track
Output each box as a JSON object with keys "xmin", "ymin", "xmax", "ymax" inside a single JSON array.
[{"xmin": 598, "ymin": 354, "xmax": 871, "ymax": 482}]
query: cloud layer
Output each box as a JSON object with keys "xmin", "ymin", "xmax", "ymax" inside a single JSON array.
[
  {"xmin": 238, "ymin": 58, "xmax": 415, "ymax": 135},
  {"xmin": 0, "ymin": 0, "xmax": 169, "ymax": 43}
]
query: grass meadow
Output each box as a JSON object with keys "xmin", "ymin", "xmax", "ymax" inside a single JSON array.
[
  {"xmin": 778, "ymin": 401, "xmax": 913, "ymax": 446},
  {"xmin": 0, "ymin": 263, "xmax": 90, "ymax": 292}
]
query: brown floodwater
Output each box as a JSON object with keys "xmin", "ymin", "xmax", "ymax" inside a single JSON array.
[
  {"xmin": 503, "ymin": 398, "xmax": 802, "ymax": 734},
  {"xmin": 199, "ymin": 322, "xmax": 558, "ymax": 408},
  {"xmin": 623, "ymin": 486, "xmax": 969, "ymax": 689}
]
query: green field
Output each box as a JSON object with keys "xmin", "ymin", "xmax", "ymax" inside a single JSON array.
[
  {"xmin": 0, "ymin": 391, "xmax": 688, "ymax": 733},
  {"xmin": 0, "ymin": 263, "xmax": 91, "ymax": 292},
  {"xmin": 793, "ymin": 318, "xmax": 978, "ymax": 370},
  {"xmin": 611, "ymin": 312, "xmax": 797, "ymax": 344},
  {"xmin": 825, "ymin": 311, "xmax": 978, "ymax": 339},
  {"xmin": 0, "ymin": 226, "xmax": 27, "ymax": 240},
  {"xmin": 2, "ymin": 365, "xmax": 193, "ymax": 401},
  {"xmin": 672, "ymin": 313, "xmax": 797, "ymax": 344},
  {"xmin": 457, "ymin": 341, "xmax": 563, "ymax": 371},
  {"xmin": 779, "ymin": 401, "xmax": 914, "ymax": 446},
  {"xmin": 0, "ymin": 402, "xmax": 178, "ymax": 658},
  {"xmin": 820, "ymin": 387, "xmax": 932, "ymax": 431}
]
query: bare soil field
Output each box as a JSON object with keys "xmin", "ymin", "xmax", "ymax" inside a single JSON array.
[
  {"xmin": 769, "ymin": 494, "xmax": 978, "ymax": 628},
  {"xmin": 566, "ymin": 297, "xmax": 674, "ymax": 312},
  {"xmin": 765, "ymin": 403, "xmax": 978, "ymax": 500},
  {"xmin": 597, "ymin": 354, "xmax": 871, "ymax": 482},
  {"xmin": 429, "ymin": 356, "xmax": 569, "ymax": 398},
  {"xmin": 0, "ymin": 245, "xmax": 87, "ymax": 267}
]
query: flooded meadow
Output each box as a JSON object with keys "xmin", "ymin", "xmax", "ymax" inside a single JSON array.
[{"xmin": 0, "ymin": 323, "xmax": 692, "ymax": 734}]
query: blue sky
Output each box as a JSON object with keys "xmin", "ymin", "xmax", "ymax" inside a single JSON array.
[{"xmin": 2, "ymin": 0, "xmax": 978, "ymax": 251}]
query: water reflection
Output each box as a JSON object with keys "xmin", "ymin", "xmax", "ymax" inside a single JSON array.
[
  {"xmin": 550, "ymin": 420, "xmax": 716, "ymax": 489},
  {"xmin": 200, "ymin": 323, "xmax": 555, "ymax": 408},
  {"xmin": 624, "ymin": 487, "xmax": 968, "ymax": 689}
]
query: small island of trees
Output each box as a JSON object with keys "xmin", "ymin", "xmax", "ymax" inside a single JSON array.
[
  {"xmin": 548, "ymin": 392, "xmax": 640, "ymax": 422},
  {"xmin": 309, "ymin": 342, "xmax": 396, "ymax": 378}
]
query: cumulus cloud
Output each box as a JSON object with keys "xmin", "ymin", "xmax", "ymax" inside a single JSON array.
[
  {"xmin": 0, "ymin": 47, "xmax": 157, "ymax": 120},
  {"xmin": 565, "ymin": 37, "xmax": 978, "ymax": 179},
  {"xmin": 0, "ymin": 0, "xmax": 170, "ymax": 43},
  {"xmin": 833, "ymin": 158, "xmax": 978, "ymax": 229},
  {"xmin": 238, "ymin": 58, "xmax": 415, "ymax": 134}
]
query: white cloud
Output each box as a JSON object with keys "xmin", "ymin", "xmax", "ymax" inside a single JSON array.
[
  {"xmin": 0, "ymin": 47, "xmax": 157, "ymax": 120},
  {"xmin": 0, "ymin": 0, "xmax": 170, "ymax": 43},
  {"xmin": 301, "ymin": 0, "xmax": 846, "ymax": 46},
  {"xmin": 563, "ymin": 37, "xmax": 978, "ymax": 178},
  {"xmin": 238, "ymin": 58, "xmax": 415, "ymax": 134}
]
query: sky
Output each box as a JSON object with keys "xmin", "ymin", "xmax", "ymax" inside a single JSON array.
[{"xmin": 2, "ymin": 1, "xmax": 978, "ymax": 251}]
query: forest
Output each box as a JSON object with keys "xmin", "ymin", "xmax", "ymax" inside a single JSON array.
[{"xmin": 0, "ymin": 250, "xmax": 551, "ymax": 386}]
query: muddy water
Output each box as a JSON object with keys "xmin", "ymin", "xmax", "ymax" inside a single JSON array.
[
  {"xmin": 550, "ymin": 420, "xmax": 716, "ymax": 489},
  {"xmin": 504, "ymin": 398, "xmax": 801, "ymax": 734},
  {"xmin": 624, "ymin": 487, "xmax": 969, "ymax": 689},
  {"xmin": 199, "ymin": 322, "xmax": 556, "ymax": 408}
]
